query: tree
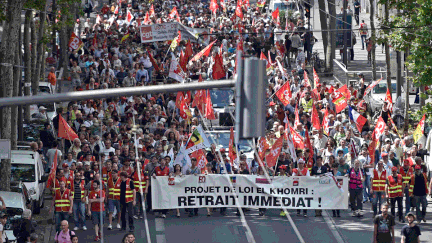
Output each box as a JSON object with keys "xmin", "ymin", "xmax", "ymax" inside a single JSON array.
[
  {"xmin": 0, "ymin": 0, "xmax": 25, "ymax": 191},
  {"xmin": 378, "ymin": 0, "xmax": 432, "ymax": 124},
  {"xmin": 326, "ymin": 0, "xmax": 336, "ymax": 73},
  {"xmin": 383, "ymin": 1, "xmax": 392, "ymax": 93},
  {"xmin": 318, "ymin": 0, "xmax": 328, "ymax": 69}
]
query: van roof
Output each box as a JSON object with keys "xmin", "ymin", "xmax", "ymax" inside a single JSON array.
[
  {"xmin": 11, "ymin": 150, "xmax": 38, "ymax": 164},
  {"xmin": 0, "ymin": 191, "xmax": 24, "ymax": 209}
]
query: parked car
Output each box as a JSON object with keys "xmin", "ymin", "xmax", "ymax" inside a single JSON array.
[
  {"xmin": 0, "ymin": 190, "xmax": 33, "ymax": 242},
  {"xmin": 364, "ymin": 80, "xmax": 406, "ymax": 113},
  {"xmin": 8, "ymin": 150, "xmax": 48, "ymax": 214}
]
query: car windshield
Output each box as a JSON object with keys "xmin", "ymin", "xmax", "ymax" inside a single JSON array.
[
  {"xmin": 11, "ymin": 164, "xmax": 35, "ymax": 182},
  {"xmin": 205, "ymin": 132, "xmax": 253, "ymax": 152},
  {"xmin": 210, "ymin": 89, "xmax": 234, "ymax": 108},
  {"xmin": 373, "ymin": 83, "xmax": 398, "ymax": 94},
  {"xmin": 4, "ymin": 208, "xmax": 23, "ymax": 230},
  {"xmin": 38, "ymin": 86, "xmax": 51, "ymax": 94}
]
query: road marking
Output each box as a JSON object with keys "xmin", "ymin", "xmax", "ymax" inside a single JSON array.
[
  {"xmin": 323, "ymin": 210, "xmax": 345, "ymax": 243},
  {"xmin": 156, "ymin": 235, "xmax": 166, "ymax": 243},
  {"xmin": 155, "ymin": 218, "xmax": 165, "ymax": 232},
  {"xmin": 284, "ymin": 211, "xmax": 306, "ymax": 243}
]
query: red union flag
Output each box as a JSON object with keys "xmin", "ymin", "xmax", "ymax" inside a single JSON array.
[
  {"xmin": 313, "ymin": 68, "xmax": 320, "ymax": 87},
  {"xmin": 413, "ymin": 114, "xmax": 426, "ymax": 143},
  {"xmin": 229, "ymin": 127, "xmax": 237, "ymax": 163},
  {"xmin": 322, "ymin": 108, "xmax": 330, "ymax": 135},
  {"xmin": 188, "ymin": 40, "xmax": 217, "ymax": 65},
  {"xmin": 373, "ymin": 116, "xmax": 387, "ymax": 141},
  {"xmin": 332, "ymin": 92, "xmax": 348, "ymax": 113},
  {"xmin": 257, "ymin": 0, "xmax": 266, "ymax": 7},
  {"xmin": 258, "ymin": 137, "xmax": 270, "ymax": 161},
  {"xmin": 150, "ymin": 4, "xmax": 155, "ymax": 17},
  {"xmin": 68, "ymin": 32, "xmax": 83, "ymax": 52},
  {"xmin": 210, "ymin": 0, "xmax": 219, "ymax": 13},
  {"xmin": 303, "ymin": 71, "xmax": 311, "ymax": 87},
  {"xmin": 311, "ymin": 103, "xmax": 320, "ymax": 131},
  {"xmin": 179, "ymin": 99, "xmax": 192, "ymax": 120},
  {"xmin": 58, "ymin": 115, "xmax": 78, "ymax": 141},
  {"xmin": 385, "ymin": 88, "xmax": 393, "ymax": 112},
  {"xmin": 235, "ymin": 0, "xmax": 243, "ymax": 19},
  {"xmin": 46, "ymin": 150, "xmax": 58, "ymax": 189},
  {"xmin": 364, "ymin": 78, "xmax": 383, "ymax": 96},
  {"xmin": 265, "ymin": 136, "xmax": 283, "ymax": 167},
  {"xmin": 191, "ymin": 149, "xmax": 208, "ymax": 169},
  {"xmin": 275, "ymin": 81, "xmax": 292, "ymax": 106},
  {"xmin": 169, "ymin": 7, "xmax": 178, "ymax": 19},
  {"xmin": 169, "ymin": 55, "xmax": 186, "ymax": 82},
  {"xmin": 294, "ymin": 105, "xmax": 300, "ymax": 128},
  {"xmin": 304, "ymin": 127, "xmax": 314, "ymax": 169},
  {"xmin": 289, "ymin": 123, "xmax": 305, "ymax": 149}
]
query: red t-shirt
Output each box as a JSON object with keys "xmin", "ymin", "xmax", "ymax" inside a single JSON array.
[
  {"xmin": 89, "ymin": 190, "xmax": 105, "ymax": 212},
  {"xmin": 155, "ymin": 166, "xmax": 169, "ymax": 176}
]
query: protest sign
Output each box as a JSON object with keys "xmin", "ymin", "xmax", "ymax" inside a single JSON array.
[
  {"xmin": 152, "ymin": 175, "xmax": 348, "ymax": 210},
  {"xmin": 140, "ymin": 22, "xmax": 209, "ymax": 44}
]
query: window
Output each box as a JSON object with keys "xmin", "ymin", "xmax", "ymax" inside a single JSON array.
[{"xmin": 11, "ymin": 164, "xmax": 36, "ymax": 182}]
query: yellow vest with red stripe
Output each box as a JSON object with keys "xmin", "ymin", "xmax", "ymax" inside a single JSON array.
[
  {"xmin": 300, "ymin": 98, "xmax": 313, "ymax": 113},
  {"xmin": 387, "ymin": 174, "xmax": 403, "ymax": 198},
  {"xmin": 132, "ymin": 172, "xmax": 147, "ymax": 192},
  {"xmin": 108, "ymin": 177, "xmax": 121, "ymax": 200},
  {"xmin": 409, "ymin": 173, "xmax": 429, "ymax": 197},
  {"xmin": 54, "ymin": 189, "xmax": 71, "ymax": 212},
  {"xmin": 399, "ymin": 167, "xmax": 414, "ymax": 186},
  {"xmin": 102, "ymin": 167, "xmax": 112, "ymax": 182},
  {"xmin": 372, "ymin": 169, "xmax": 386, "ymax": 192},
  {"xmin": 293, "ymin": 168, "xmax": 309, "ymax": 176}
]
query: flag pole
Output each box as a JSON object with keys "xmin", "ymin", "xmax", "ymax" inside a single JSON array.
[{"xmin": 98, "ymin": 118, "xmax": 104, "ymax": 243}]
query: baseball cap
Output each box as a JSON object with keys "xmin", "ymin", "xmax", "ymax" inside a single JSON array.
[
  {"xmin": 403, "ymin": 159, "xmax": 410, "ymax": 165},
  {"xmin": 62, "ymin": 163, "xmax": 69, "ymax": 168},
  {"xmin": 391, "ymin": 167, "xmax": 398, "ymax": 172},
  {"xmin": 415, "ymin": 165, "xmax": 421, "ymax": 170},
  {"xmin": 39, "ymin": 106, "xmax": 47, "ymax": 110},
  {"xmin": 406, "ymin": 212, "xmax": 416, "ymax": 218},
  {"xmin": 298, "ymin": 159, "xmax": 305, "ymax": 164},
  {"xmin": 381, "ymin": 152, "xmax": 388, "ymax": 157}
]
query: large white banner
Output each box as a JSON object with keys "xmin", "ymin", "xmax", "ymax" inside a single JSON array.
[
  {"xmin": 152, "ymin": 175, "xmax": 349, "ymax": 210},
  {"xmin": 140, "ymin": 23, "xmax": 210, "ymax": 44}
]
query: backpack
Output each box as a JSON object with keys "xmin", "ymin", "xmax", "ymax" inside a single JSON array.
[{"xmin": 55, "ymin": 230, "xmax": 74, "ymax": 243}]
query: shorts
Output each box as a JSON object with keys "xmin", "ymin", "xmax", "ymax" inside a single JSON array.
[
  {"xmin": 108, "ymin": 199, "xmax": 120, "ymax": 213},
  {"xmin": 290, "ymin": 47, "xmax": 298, "ymax": 53},
  {"xmin": 91, "ymin": 211, "xmax": 104, "ymax": 225}
]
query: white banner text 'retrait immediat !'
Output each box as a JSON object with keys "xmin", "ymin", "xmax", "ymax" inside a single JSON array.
[
  {"xmin": 152, "ymin": 175, "xmax": 349, "ymax": 210},
  {"xmin": 140, "ymin": 22, "xmax": 209, "ymax": 44}
]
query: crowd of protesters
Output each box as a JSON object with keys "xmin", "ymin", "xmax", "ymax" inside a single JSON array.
[{"xmin": 16, "ymin": 0, "xmax": 430, "ymax": 242}]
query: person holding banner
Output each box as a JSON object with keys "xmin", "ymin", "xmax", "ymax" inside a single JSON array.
[
  {"xmin": 277, "ymin": 165, "xmax": 289, "ymax": 217},
  {"xmin": 186, "ymin": 158, "xmax": 202, "ymax": 217},
  {"xmin": 107, "ymin": 170, "xmax": 122, "ymax": 230},
  {"xmin": 348, "ymin": 159, "xmax": 365, "ymax": 217},
  {"xmin": 119, "ymin": 171, "xmax": 136, "ymax": 232},
  {"xmin": 132, "ymin": 162, "xmax": 148, "ymax": 219},
  {"xmin": 152, "ymin": 158, "xmax": 169, "ymax": 218},
  {"xmin": 171, "ymin": 164, "xmax": 183, "ymax": 217},
  {"xmin": 292, "ymin": 159, "xmax": 309, "ymax": 217}
]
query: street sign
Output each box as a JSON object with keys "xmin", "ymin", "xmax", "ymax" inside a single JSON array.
[
  {"xmin": 0, "ymin": 139, "xmax": 11, "ymax": 159},
  {"xmin": 336, "ymin": 14, "xmax": 353, "ymax": 49}
]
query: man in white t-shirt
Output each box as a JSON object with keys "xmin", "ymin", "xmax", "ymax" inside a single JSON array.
[
  {"xmin": 101, "ymin": 139, "xmax": 115, "ymax": 161},
  {"xmin": 358, "ymin": 148, "xmax": 373, "ymax": 203}
]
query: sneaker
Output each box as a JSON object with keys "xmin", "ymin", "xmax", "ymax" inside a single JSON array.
[
  {"xmin": 108, "ymin": 224, "xmax": 112, "ymax": 230},
  {"xmin": 73, "ymin": 227, "xmax": 79, "ymax": 231},
  {"xmin": 303, "ymin": 213, "xmax": 307, "ymax": 217},
  {"xmin": 117, "ymin": 223, "xmax": 121, "ymax": 229},
  {"xmin": 352, "ymin": 212, "xmax": 357, "ymax": 217},
  {"xmin": 133, "ymin": 215, "xmax": 139, "ymax": 219},
  {"xmin": 83, "ymin": 226, "xmax": 87, "ymax": 231},
  {"xmin": 280, "ymin": 211, "xmax": 286, "ymax": 217},
  {"xmin": 161, "ymin": 214, "xmax": 166, "ymax": 218}
]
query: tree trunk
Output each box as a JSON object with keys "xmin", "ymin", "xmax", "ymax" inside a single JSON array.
[
  {"xmin": 11, "ymin": 29, "xmax": 21, "ymax": 149},
  {"xmin": 404, "ymin": 47, "xmax": 410, "ymax": 131},
  {"xmin": 326, "ymin": 0, "xmax": 336, "ymax": 73},
  {"xmin": 31, "ymin": 12, "xmax": 38, "ymax": 96},
  {"xmin": 24, "ymin": 10, "xmax": 32, "ymax": 121},
  {"xmin": 370, "ymin": 0, "xmax": 376, "ymax": 80},
  {"xmin": 419, "ymin": 85, "xmax": 425, "ymax": 107},
  {"xmin": 36, "ymin": 1, "xmax": 47, "ymax": 88},
  {"xmin": 40, "ymin": 45, "xmax": 46, "ymax": 81},
  {"xmin": 384, "ymin": 1, "xmax": 391, "ymax": 93},
  {"xmin": 0, "ymin": 0, "xmax": 24, "ymax": 191},
  {"xmin": 59, "ymin": 10, "xmax": 69, "ymax": 83},
  {"xmin": 318, "ymin": 0, "xmax": 328, "ymax": 66}
]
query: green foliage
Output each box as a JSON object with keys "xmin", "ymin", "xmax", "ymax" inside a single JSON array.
[{"xmin": 378, "ymin": 0, "xmax": 432, "ymax": 87}]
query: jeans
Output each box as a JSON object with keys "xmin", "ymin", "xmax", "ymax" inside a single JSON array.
[
  {"xmin": 134, "ymin": 193, "xmax": 144, "ymax": 217},
  {"xmin": 363, "ymin": 175, "xmax": 372, "ymax": 201},
  {"xmin": 404, "ymin": 188, "xmax": 411, "ymax": 216},
  {"xmin": 349, "ymin": 188, "xmax": 363, "ymax": 211},
  {"xmin": 390, "ymin": 197, "xmax": 403, "ymax": 220},
  {"xmin": 145, "ymin": 67, "xmax": 153, "ymax": 83},
  {"xmin": 73, "ymin": 200, "xmax": 86, "ymax": 228},
  {"xmin": 361, "ymin": 35, "xmax": 367, "ymax": 49},
  {"xmin": 55, "ymin": 212, "xmax": 69, "ymax": 232},
  {"xmin": 372, "ymin": 191, "xmax": 386, "ymax": 215},
  {"xmin": 414, "ymin": 195, "xmax": 428, "ymax": 221},
  {"xmin": 120, "ymin": 202, "xmax": 134, "ymax": 230}
]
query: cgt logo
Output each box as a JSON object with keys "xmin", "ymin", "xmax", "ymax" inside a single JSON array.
[
  {"xmin": 319, "ymin": 178, "xmax": 331, "ymax": 184},
  {"xmin": 140, "ymin": 26, "xmax": 153, "ymax": 41},
  {"xmin": 293, "ymin": 177, "xmax": 299, "ymax": 186},
  {"xmin": 198, "ymin": 176, "xmax": 206, "ymax": 183},
  {"xmin": 168, "ymin": 177, "xmax": 175, "ymax": 186}
]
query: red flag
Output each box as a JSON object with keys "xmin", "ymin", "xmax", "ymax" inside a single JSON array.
[
  {"xmin": 265, "ymin": 136, "xmax": 283, "ymax": 167},
  {"xmin": 179, "ymin": 99, "xmax": 192, "ymax": 120},
  {"xmin": 272, "ymin": 7, "xmax": 279, "ymax": 21},
  {"xmin": 289, "ymin": 123, "xmax": 305, "ymax": 149},
  {"xmin": 257, "ymin": 137, "xmax": 269, "ymax": 161},
  {"xmin": 229, "ymin": 127, "xmax": 237, "ymax": 163},
  {"xmin": 188, "ymin": 40, "xmax": 217, "ymax": 65},
  {"xmin": 332, "ymin": 85, "xmax": 350, "ymax": 113},
  {"xmin": 313, "ymin": 68, "xmax": 320, "ymax": 88},
  {"xmin": 364, "ymin": 78, "xmax": 383, "ymax": 96},
  {"xmin": 243, "ymin": 0, "xmax": 250, "ymax": 7},
  {"xmin": 58, "ymin": 115, "xmax": 78, "ymax": 141},
  {"xmin": 210, "ymin": 0, "xmax": 219, "ymax": 13},
  {"xmin": 68, "ymin": 32, "xmax": 83, "ymax": 52},
  {"xmin": 212, "ymin": 53, "xmax": 225, "ymax": 80},
  {"xmin": 179, "ymin": 50, "xmax": 187, "ymax": 71},
  {"xmin": 205, "ymin": 90, "xmax": 216, "ymax": 120},
  {"xmin": 322, "ymin": 108, "xmax": 330, "ymax": 135},
  {"xmin": 304, "ymin": 127, "xmax": 314, "ymax": 169},
  {"xmin": 147, "ymin": 50, "xmax": 160, "ymax": 73},
  {"xmin": 169, "ymin": 7, "xmax": 179, "ymax": 19},
  {"xmin": 385, "ymin": 88, "xmax": 393, "ymax": 112},
  {"xmin": 143, "ymin": 11, "xmax": 151, "ymax": 25},
  {"xmin": 260, "ymin": 51, "xmax": 271, "ymax": 70},
  {"xmin": 303, "ymin": 71, "xmax": 311, "ymax": 87},
  {"xmin": 191, "ymin": 149, "xmax": 208, "ymax": 169},
  {"xmin": 149, "ymin": 4, "xmax": 155, "ymax": 17},
  {"xmin": 220, "ymin": 0, "xmax": 227, "ymax": 12},
  {"xmin": 311, "ymin": 103, "xmax": 320, "ymax": 131},
  {"xmin": 275, "ymin": 81, "xmax": 292, "ymax": 106},
  {"xmin": 92, "ymin": 34, "xmax": 97, "ymax": 47},
  {"xmin": 235, "ymin": 0, "xmax": 243, "ymax": 19},
  {"xmin": 176, "ymin": 92, "xmax": 185, "ymax": 109},
  {"xmin": 294, "ymin": 104, "xmax": 300, "ymax": 128},
  {"xmin": 46, "ymin": 150, "xmax": 58, "ymax": 188},
  {"xmin": 185, "ymin": 40, "xmax": 193, "ymax": 59}
]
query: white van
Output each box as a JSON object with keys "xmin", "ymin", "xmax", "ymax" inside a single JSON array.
[
  {"xmin": 9, "ymin": 150, "xmax": 48, "ymax": 214},
  {"xmin": 269, "ymin": 0, "xmax": 299, "ymax": 12}
]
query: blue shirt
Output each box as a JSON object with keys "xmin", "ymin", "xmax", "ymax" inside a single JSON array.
[
  {"xmin": 219, "ymin": 162, "xmax": 232, "ymax": 174},
  {"xmin": 136, "ymin": 69, "xmax": 149, "ymax": 83}
]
